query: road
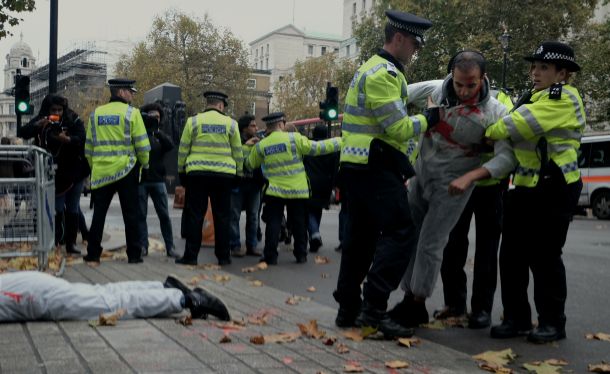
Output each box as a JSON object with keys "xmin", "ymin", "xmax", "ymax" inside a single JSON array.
[{"xmin": 89, "ymin": 195, "xmax": 610, "ymax": 372}]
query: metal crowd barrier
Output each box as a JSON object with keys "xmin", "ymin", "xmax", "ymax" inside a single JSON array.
[{"xmin": 0, "ymin": 145, "xmax": 55, "ymax": 270}]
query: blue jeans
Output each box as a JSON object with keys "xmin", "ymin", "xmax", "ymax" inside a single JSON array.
[
  {"xmin": 56, "ymin": 179, "xmax": 85, "ymax": 214},
  {"xmin": 138, "ymin": 182, "xmax": 174, "ymax": 251},
  {"xmin": 229, "ymin": 183, "xmax": 262, "ymax": 248},
  {"xmin": 307, "ymin": 207, "xmax": 322, "ymax": 240}
]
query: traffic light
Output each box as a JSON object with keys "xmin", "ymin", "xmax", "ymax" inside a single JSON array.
[
  {"xmin": 319, "ymin": 83, "xmax": 339, "ymax": 122},
  {"xmin": 14, "ymin": 74, "xmax": 32, "ymax": 115}
]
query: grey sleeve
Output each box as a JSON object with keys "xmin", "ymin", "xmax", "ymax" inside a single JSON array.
[
  {"xmin": 482, "ymin": 101, "xmax": 516, "ymax": 178},
  {"xmin": 406, "ymin": 80, "xmax": 443, "ymax": 108}
]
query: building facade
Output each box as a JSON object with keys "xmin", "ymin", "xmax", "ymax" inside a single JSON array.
[{"xmin": 340, "ymin": 0, "xmax": 375, "ymax": 60}]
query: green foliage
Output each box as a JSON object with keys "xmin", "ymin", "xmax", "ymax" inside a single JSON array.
[
  {"xmin": 115, "ymin": 9, "xmax": 252, "ymax": 117},
  {"xmin": 273, "ymin": 53, "xmax": 358, "ymax": 120},
  {"xmin": 0, "ymin": 0, "xmax": 36, "ymax": 39}
]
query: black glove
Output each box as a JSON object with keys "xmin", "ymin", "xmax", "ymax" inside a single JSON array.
[
  {"xmin": 178, "ymin": 172, "xmax": 188, "ymax": 187},
  {"xmin": 424, "ymin": 107, "xmax": 441, "ymax": 130}
]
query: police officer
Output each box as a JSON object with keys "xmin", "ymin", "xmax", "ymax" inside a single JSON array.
[
  {"xmin": 486, "ymin": 41, "xmax": 585, "ymax": 343},
  {"xmin": 245, "ymin": 112, "xmax": 341, "ymax": 265},
  {"xmin": 333, "ymin": 10, "xmax": 433, "ymax": 339},
  {"xmin": 84, "ymin": 78, "xmax": 150, "ymax": 264},
  {"xmin": 175, "ymin": 91, "xmax": 243, "ymax": 266}
]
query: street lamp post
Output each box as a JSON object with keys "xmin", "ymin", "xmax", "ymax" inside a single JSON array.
[{"xmin": 499, "ymin": 31, "xmax": 511, "ymax": 91}]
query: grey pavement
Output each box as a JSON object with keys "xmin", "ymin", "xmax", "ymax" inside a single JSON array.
[{"xmin": 1, "ymin": 237, "xmax": 483, "ymax": 374}]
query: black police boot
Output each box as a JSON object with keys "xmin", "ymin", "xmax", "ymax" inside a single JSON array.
[
  {"xmin": 388, "ymin": 295, "xmax": 429, "ymax": 327},
  {"xmin": 309, "ymin": 237, "xmax": 322, "ymax": 253},
  {"xmin": 355, "ymin": 302, "xmax": 414, "ymax": 339},
  {"xmin": 166, "ymin": 247, "xmax": 179, "ymax": 258},
  {"xmin": 335, "ymin": 306, "xmax": 361, "ymax": 328},
  {"xmin": 185, "ymin": 287, "xmax": 231, "ymax": 321},
  {"xmin": 468, "ymin": 310, "xmax": 491, "ymax": 329},
  {"xmin": 527, "ymin": 318, "xmax": 566, "ymax": 344},
  {"xmin": 64, "ymin": 213, "xmax": 81, "ymax": 255},
  {"xmin": 163, "ymin": 275, "xmax": 191, "ymax": 295},
  {"xmin": 490, "ymin": 320, "xmax": 533, "ymax": 339}
]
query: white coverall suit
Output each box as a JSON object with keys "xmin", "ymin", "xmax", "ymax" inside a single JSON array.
[
  {"xmin": 0, "ymin": 271, "xmax": 183, "ymax": 321},
  {"xmin": 401, "ymin": 76, "xmax": 517, "ymax": 298}
]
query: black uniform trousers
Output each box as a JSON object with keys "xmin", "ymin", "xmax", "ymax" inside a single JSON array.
[
  {"xmin": 334, "ymin": 168, "xmax": 418, "ymax": 312},
  {"xmin": 499, "ymin": 164, "xmax": 582, "ymax": 328},
  {"xmin": 262, "ymin": 195, "xmax": 307, "ymax": 262},
  {"xmin": 87, "ymin": 166, "xmax": 143, "ymax": 261},
  {"xmin": 182, "ymin": 174, "xmax": 233, "ymax": 263},
  {"xmin": 440, "ymin": 183, "xmax": 504, "ymax": 314}
]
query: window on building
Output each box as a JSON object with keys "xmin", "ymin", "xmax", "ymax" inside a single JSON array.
[
  {"xmin": 321, "ymin": 46, "xmax": 327, "ymax": 55},
  {"xmin": 308, "ymin": 45, "xmax": 314, "ymax": 55},
  {"xmin": 362, "ymin": 0, "xmax": 366, "ymax": 10},
  {"xmin": 353, "ymin": 2, "xmax": 357, "ymax": 16},
  {"xmin": 279, "ymin": 75, "xmax": 284, "ymax": 82},
  {"xmin": 247, "ymin": 79, "xmax": 257, "ymax": 89},
  {"xmin": 265, "ymin": 58, "xmax": 269, "ymax": 70},
  {"xmin": 266, "ymin": 44, "xmax": 269, "ymax": 54},
  {"xmin": 261, "ymin": 46, "xmax": 264, "ymax": 56},
  {"xmin": 346, "ymin": 45, "xmax": 351, "ymax": 56},
  {"xmin": 255, "ymin": 62, "xmax": 258, "ymax": 69},
  {"xmin": 21, "ymin": 58, "xmax": 28, "ymax": 67},
  {"xmin": 334, "ymin": 48, "xmax": 339, "ymax": 53},
  {"xmin": 255, "ymin": 49, "xmax": 258, "ymax": 58},
  {"xmin": 250, "ymin": 102, "xmax": 256, "ymax": 115}
]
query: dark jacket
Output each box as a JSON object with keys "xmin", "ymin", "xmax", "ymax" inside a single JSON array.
[
  {"xmin": 18, "ymin": 109, "xmax": 90, "ymax": 194},
  {"xmin": 141, "ymin": 126, "xmax": 173, "ymax": 183},
  {"xmin": 303, "ymin": 125, "xmax": 340, "ymax": 209}
]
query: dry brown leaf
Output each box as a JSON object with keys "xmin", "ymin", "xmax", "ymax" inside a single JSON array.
[
  {"xmin": 219, "ymin": 335, "xmax": 232, "ymax": 343},
  {"xmin": 250, "ymin": 335, "xmax": 265, "ymax": 345},
  {"xmin": 343, "ymin": 363, "xmax": 364, "ymax": 372},
  {"xmin": 188, "ymin": 276, "xmax": 201, "ymax": 286},
  {"xmin": 397, "ymin": 337, "xmax": 421, "ymax": 348},
  {"xmin": 264, "ymin": 332, "xmax": 301, "ymax": 343},
  {"xmin": 322, "ymin": 336, "xmax": 337, "ymax": 346},
  {"xmin": 176, "ymin": 315, "xmax": 192, "ymax": 326},
  {"xmin": 314, "ymin": 255, "xmax": 330, "ymax": 264},
  {"xmin": 247, "ymin": 311, "xmax": 273, "ymax": 325},
  {"xmin": 385, "ymin": 360, "xmax": 409, "ymax": 369},
  {"xmin": 478, "ymin": 361, "xmax": 513, "ymax": 373},
  {"xmin": 231, "ymin": 319, "xmax": 247, "ymax": 327},
  {"xmin": 285, "ymin": 295, "xmax": 311, "ymax": 305},
  {"xmin": 212, "ymin": 274, "xmax": 230, "ymax": 283},
  {"xmin": 421, "ymin": 320, "xmax": 444, "ymax": 329},
  {"xmin": 523, "ymin": 359, "xmax": 566, "ymax": 374},
  {"xmin": 336, "ymin": 343, "xmax": 350, "ymax": 354},
  {"xmin": 211, "ymin": 320, "xmax": 245, "ymax": 330},
  {"xmin": 342, "ymin": 329, "xmax": 364, "ymax": 342},
  {"xmin": 586, "ymin": 333, "xmax": 610, "ymax": 342},
  {"xmin": 473, "ymin": 348, "xmax": 517, "ymax": 367},
  {"xmin": 256, "ymin": 262, "xmax": 268, "ymax": 270},
  {"xmin": 249, "ymin": 280, "xmax": 263, "ymax": 287},
  {"xmin": 307, "ymin": 286, "xmax": 316, "ymax": 292},
  {"xmin": 297, "ymin": 320, "xmax": 326, "ymax": 339},
  {"xmin": 588, "ymin": 362, "xmax": 610, "ymax": 373},
  {"xmin": 198, "ymin": 263, "xmax": 221, "ymax": 270},
  {"xmin": 545, "ymin": 359, "xmax": 568, "ymax": 366},
  {"xmin": 98, "ymin": 309, "xmax": 126, "ymax": 326}
]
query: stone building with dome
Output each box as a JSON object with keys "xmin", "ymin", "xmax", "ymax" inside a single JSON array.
[{"xmin": 0, "ymin": 35, "xmax": 36, "ymax": 138}]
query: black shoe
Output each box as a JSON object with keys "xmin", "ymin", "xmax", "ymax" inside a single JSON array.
[
  {"xmin": 185, "ymin": 288, "xmax": 231, "ymax": 320},
  {"xmin": 468, "ymin": 310, "xmax": 491, "ymax": 329},
  {"xmin": 388, "ymin": 296, "xmax": 429, "ymax": 327},
  {"xmin": 66, "ymin": 243, "xmax": 81, "ymax": 255},
  {"xmin": 128, "ymin": 257, "xmax": 143, "ymax": 264},
  {"xmin": 175, "ymin": 257, "xmax": 197, "ymax": 266},
  {"xmin": 166, "ymin": 247, "xmax": 179, "ymax": 258},
  {"xmin": 335, "ymin": 307, "xmax": 361, "ymax": 328},
  {"xmin": 163, "ymin": 275, "xmax": 191, "ymax": 294},
  {"xmin": 83, "ymin": 254, "xmax": 100, "ymax": 263},
  {"xmin": 356, "ymin": 304, "xmax": 414, "ymax": 339},
  {"xmin": 295, "ymin": 256, "xmax": 307, "ymax": 264},
  {"xmin": 527, "ymin": 324, "xmax": 566, "ymax": 344},
  {"xmin": 309, "ymin": 237, "xmax": 322, "ymax": 252},
  {"xmin": 218, "ymin": 258, "xmax": 232, "ymax": 266},
  {"xmin": 231, "ymin": 246, "xmax": 245, "ymax": 258},
  {"xmin": 433, "ymin": 305, "xmax": 466, "ymax": 320},
  {"xmin": 246, "ymin": 246, "xmax": 262, "ymax": 256},
  {"xmin": 259, "ymin": 257, "xmax": 277, "ymax": 265},
  {"xmin": 490, "ymin": 320, "xmax": 533, "ymax": 339}
]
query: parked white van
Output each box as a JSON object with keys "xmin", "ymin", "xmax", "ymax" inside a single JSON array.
[{"xmin": 578, "ymin": 134, "xmax": 610, "ymax": 220}]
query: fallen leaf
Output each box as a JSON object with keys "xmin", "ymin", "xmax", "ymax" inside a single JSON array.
[
  {"xmin": 176, "ymin": 315, "xmax": 192, "ymax": 326},
  {"xmin": 198, "ymin": 263, "xmax": 221, "ymax": 270},
  {"xmin": 523, "ymin": 359, "xmax": 566, "ymax": 374},
  {"xmin": 249, "ymin": 280, "xmax": 263, "ymax": 287},
  {"xmin": 247, "ymin": 311, "xmax": 273, "ymax": 325},
  {"xmin": 586, "ymin": 333, "xmax": 610, "ymax": 342},
  {"xmin": 285, "ymin": 295, "xmax": 311, "ymax": 305},
  {"xmin": 588, "ymin": 362, "xmax": 610, "ymax": 373},
  {"xmin": 478, "ymin": 361, "xmax": 513, "ymax": 373},
  {"xmin": 421, "ymin": 320, "xmax": 445, "ymax": 329},
  {"xmin": 314, "ymin": 255, "xmax": 330, "ymax": 264},
  {"xmin": 323, "ymin": 336, "xmax": 337, "ymax": 346},
  {"xmin": 98, "ymin": 309, "xmax": 126, "ymax": 326},
  {"xmin": 297, "ymin": 320, "xmax": 326, "ymax": 339},
  {"xmin": 361, "ymin": 325, "xmax": 378, "ymax": 339},
  {"xmin": 473, "ymin": 348, "xmax": 517, "ymax": 367},
  {"xmin": 336, "ymin": 343, "xmax": 350, "ymax": 354},
  {"xmin": 250, "ymin": 335, "xmax": 265, "ymax": 345},
  {"xmin": 212, "ymin": 274, "xmax": 230, "ymax": 283},
  {"xmin": 219, "ymin": 335, "xmax": 232, "ymax": 343},
  {"xmin": 307, "ymin": 286, "xmax": 316, "ymax": 292},
  {"xmin": 283, "ymin": 357, "xmax": 293, "ymax": 364},
  {"xmin": 256, "ymin": 262, "xmax": 268, "ymax": 270},
  {"xmin": 264, "ymin": 332, "xmax": 301, "ymax": 343},
  {"xmin": 343, "ymin": 363, "xmax": 364, "ymax": 372},
  {"xmin": 545, "ymin": 359, "xmax": 568, "ymax": 366},
  {"xmin": 342, "ymin": 329, "xmax": 364, "ymax": 342},
  {"xmin": 188, "ymin": 276, "xmax": 202, "ymax": 286},
  {"xmin": 397, "ymin": 337, "xmax": 421, "ymax": 348},
  {"xmin": 385, "ymin": 360, "xmax": 409, "ymax": 369},
  {"xmin": 211, "ymin": 320, "xmax": 245, "ymax": 330}
]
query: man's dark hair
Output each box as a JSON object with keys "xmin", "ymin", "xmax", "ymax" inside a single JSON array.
[
  {"xmin": 449, "ymin": 51, "xmax": 487, "ymax": 75},
  {"xmin": 38, "ymin": 94, "xmax": 68, "ymax": 117},
  {"xmin": 140, "ymin": 102, "xmax": 164, "ymax": 121},
  {"xmin": 238, "ymin": 113, "xmax": 255, "ymax": 132},
  {"xmin": 109, "ymin": 86, "xmax": 121, "ymax": 97},
  {"xmin": 384, "ymin": 24, "xmax": 412, "ymax": 44}
]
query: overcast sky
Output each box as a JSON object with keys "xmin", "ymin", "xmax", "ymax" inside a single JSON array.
[{"xmin": 1, "ymin": 0, "xmax": 344, "ymax": 87}]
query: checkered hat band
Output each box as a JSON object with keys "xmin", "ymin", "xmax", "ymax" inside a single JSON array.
[
  {"xmin": 265, "ymin": 118, "xmax": 284, "ymax": 124},
  {"xmin": 388, "ymin": 19, "xmax": 425, "ymax": 37},
  {"xmin": 543, "ymin": 52, "xmax": 575, "ymax": 62},
  {"xmin": 207, "ymin": 94, "xmax": 227, "ymax": 101}
]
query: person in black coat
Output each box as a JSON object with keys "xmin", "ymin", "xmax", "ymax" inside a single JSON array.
[
  {"xmin": 303, "ymin": 124, "xmax": 340, "ymax": 252},
  {"xmin": 18, "ymin": 94, "xmax": 90, "ymax": 254}
]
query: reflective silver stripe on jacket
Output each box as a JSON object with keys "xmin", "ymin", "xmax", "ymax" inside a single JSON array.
[
  {"xmin": 341, "ymin": 122, "xmax": 383, "ymax": 134},
  {"xmin": 191, "ymin": 115, "xmax": 198, "ymax": 135},
  {"xmin": 342, "ymin": 146, "xmax": 370, "ymax": 157},
  {"xmin": 344, "ymin": 99, "xmax": 405, "ymax": 118},
  {"xmin": 562, "ymin": 88, "xmax": 586, "ymax": 130},
  {"xmin": 504, "ymin": 115, "xmax": 525, "ymax": 143},
  {"xmin": 185, "ymin": 160, "xmax": 235, "ymax": 170},
  {"xmin": 125, "ymin": 106, "xmax": 133, "ymax": 143},
  {"xmin": 264, "ymin": 166, "xmax": 306, "ymax": 177},
  {"xmin": 288, "ymin": 132, "xmax": 298, "ymax": 160},
  {"xmin": 547, "ymin": 129, "xmax": 581, "ymax": 141},
  {"xmin": 188, "ymin": 149, "xmax": 232, "ymax": 157},
  {"xmin": 267, "ymin": 185, "xmax": 310, "ymax": 196},
  {"xmin": 90, "ymin": 161, "xmax": 135, "ymax": 188},
  {"xmin": 264, "ymin": 158, "xmax": 302, "ymax": 168},
  {"xmin": 89, "ymin": 149, "xmax": 136, "ymax": 157},
  {"xmin": 513, "ymin": 142, "xmax": 575, "ymax": 153},
  {"xmin": 192, "ymin": 141, "xmax": 231, "ymax": 149},
  {"xmin": 357, "ymin": 63, "xmax": 387, "ymax": 107}
]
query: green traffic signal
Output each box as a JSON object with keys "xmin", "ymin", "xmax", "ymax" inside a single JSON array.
[
  {"xmin": 16, "ymin": 101, "xmax": 29, "ymax": 113},
  {"xmin": 326, "ymin": 108, "xmax": 338, "ymax": 120}
]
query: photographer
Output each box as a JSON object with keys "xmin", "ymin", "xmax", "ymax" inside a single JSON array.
[
  {"xmin": 18, "ymin": 94, "xmax": 90, "ymax": 254},
  {"xmin": 138, "ymin": 103, "xmax": 177, "ymax": 258}
]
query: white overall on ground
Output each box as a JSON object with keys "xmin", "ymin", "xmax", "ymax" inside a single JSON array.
[
  {"xmin": 401, "ymin": 76, "xmax": 516, "ymax": 298},
  {"xmin": 0, "ymin": 271, "xmax": 183, "ymax": 321}
]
